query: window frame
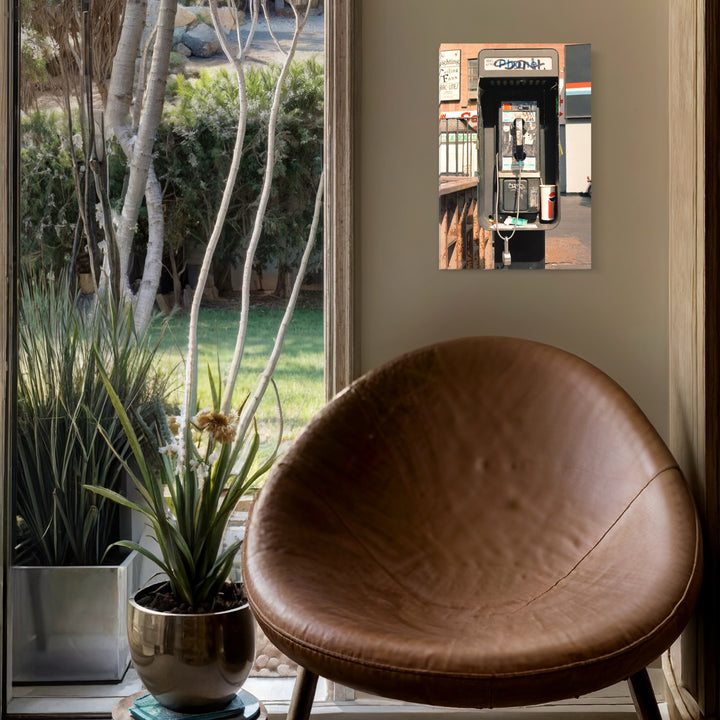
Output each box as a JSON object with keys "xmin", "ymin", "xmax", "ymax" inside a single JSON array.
[
  {"xmin": 324, "ymin": 0, "xmax": 356, "ymax": 399},
  {"xmin": 0, "ymin": 0, "xmax": 354, "ymax": 712},
  {"xmin": 0, "ymin": 0, "xmax": 715, "ymax": 715}
]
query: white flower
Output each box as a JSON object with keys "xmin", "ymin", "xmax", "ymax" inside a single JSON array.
[
  {"xmin": 158, "ymin": 442, "xmax": 178, "ymax": 457},
  {"xmin": 196, "ymin": 461, "xmax": 209, "ymax": 483},
  {"xmin": 189, "ymin": 456, "xmax": 210, "ymax": 487}
]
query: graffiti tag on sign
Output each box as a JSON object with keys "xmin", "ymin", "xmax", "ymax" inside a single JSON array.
[{"xmin": 484, "ymin": 56, "xmax": 554, "ymax": 72}]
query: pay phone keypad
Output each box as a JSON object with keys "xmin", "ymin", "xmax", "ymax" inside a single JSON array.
[{"xmin": 500, "ymin": 177, "xmax": 540, "ymax": 213}]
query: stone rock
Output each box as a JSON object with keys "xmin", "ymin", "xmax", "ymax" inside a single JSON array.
[
  {"xmin": 181, "ymin": 22, "xmax": 220, "ymax": 58},
  {"xmin": 217, "ymin": 7, "xmax": 237, "ymax": 32},
  {"xmin": 179, "ymin": 5, "xmax": 211, "ymax": 24},
  {"xmin": 173, "ymin": 26, "xmax": 187, "ymax": 45},
  {"xmin": 179, "ymin": 5, "xmax": 244, "ymax": 33},
  {"xmin": 174, "ymin": 42, "xmax": 192, "ymax": 58},
  {"xmin": 175, "ymin": 5, "xmax": 196, "ymax": 27}
]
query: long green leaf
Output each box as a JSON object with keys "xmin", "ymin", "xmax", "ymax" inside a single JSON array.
[
  {"xmin": 110, "ymin": 540, "xmax": 172, "ymax": 577},
  {"xmin": 84, "ymin": 485, "xmax": 156, "ymax": 522},
  {"xmin": 94, "ymin": 357, "xmax": 152, "ymax": 481}
]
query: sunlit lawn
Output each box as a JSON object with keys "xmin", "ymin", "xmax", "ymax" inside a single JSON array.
[{"xmin": 148, "ymin": 305, "xmax": 324, "ymax": 454}]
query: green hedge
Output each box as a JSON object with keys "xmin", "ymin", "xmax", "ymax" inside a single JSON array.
[{"xmin": 20, "ymin": 59, "xmax": 324, "ymax": 293}]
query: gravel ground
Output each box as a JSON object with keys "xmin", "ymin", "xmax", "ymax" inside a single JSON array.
[{"xmin": 185, "ymin": 7, "xmax": 325, "ymax": 70}]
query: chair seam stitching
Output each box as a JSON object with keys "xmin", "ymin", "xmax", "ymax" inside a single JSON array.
[{"xmin": 511, "ymin": 463, "xmax": 679, "ymax": 613}]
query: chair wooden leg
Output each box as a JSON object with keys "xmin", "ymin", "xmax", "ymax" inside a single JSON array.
[
  {"xmin": 628, "ymin": 668, "xmax": 662, "ymax": 720},
  {"xmin": 287, "ymin": 666, "xmax": 319, "ymax": 720}
]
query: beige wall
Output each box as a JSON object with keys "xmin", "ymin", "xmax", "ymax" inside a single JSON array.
[{"xmin": 357, "ymin": 0, "xmax": 670, "ymax": 437}]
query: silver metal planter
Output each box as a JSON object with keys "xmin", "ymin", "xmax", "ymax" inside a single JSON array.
[
  {"xmin": 12, "ymin": 550, "xmax": 141, "ymax": 683},
  {"xmin": 128, "ymin": 583, "xmax": 256, "ymax": 712}
]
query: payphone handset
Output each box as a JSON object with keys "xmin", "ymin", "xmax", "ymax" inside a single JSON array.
[
  {"xmin": 500, "ymin": 102, "xmax": 538, "ymax": 171},
  {"xmin": 512, "ymin": 118, "xmax": 526, "ymax": 161}
]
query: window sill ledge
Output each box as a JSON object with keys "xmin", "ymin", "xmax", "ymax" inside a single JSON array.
[{"xmin": 7, "ymin": 670, "xmax": 665, "ymax": 720}]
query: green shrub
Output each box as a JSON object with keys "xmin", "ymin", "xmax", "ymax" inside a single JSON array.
[
  {"xmin": 20, "ymin": 110, "xmax": 127, "ymax": 279},
  {"xmin": 158, "ymin": 60, "xmax": 324, "ymax": 295},
  {"xmin": 20, "ymin": 26, "xmax": 52, "ymax": 110},
  {"xmin": 169, "ymin": 50, "xmax": 187, "ymax": 73},
  {"xmin": 19, "ymin": 60, "xmax": 324, "ymax": 295},
  {"xmin": 20, "ymin": 111, "xmax": 78, "ymax": 274}
]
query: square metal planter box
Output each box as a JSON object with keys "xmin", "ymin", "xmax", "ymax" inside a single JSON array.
[{"xmin": 12, "ymin": 550, "xmax": 141, "ymax": 683}]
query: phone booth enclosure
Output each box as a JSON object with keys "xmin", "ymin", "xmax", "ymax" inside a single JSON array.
[{"xmin": 477, "ymin": 48, "xmax": 561, "ymax": 231}]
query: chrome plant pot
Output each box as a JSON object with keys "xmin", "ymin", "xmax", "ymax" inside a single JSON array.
[{"xmin": 128, "ymin": 583, "xmax": 256, "ymax": 712}]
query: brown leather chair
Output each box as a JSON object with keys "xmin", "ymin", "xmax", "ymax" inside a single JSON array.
[{"xmin": 243, "ymin": 337, "xmax": 703, "ymax": 720}]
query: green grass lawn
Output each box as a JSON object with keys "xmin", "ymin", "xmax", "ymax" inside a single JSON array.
[{"xmin": 148, "ymin": 305, "xmax": 324, "ymax": 453}]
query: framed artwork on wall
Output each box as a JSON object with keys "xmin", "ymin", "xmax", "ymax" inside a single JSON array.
[{"xmin": 439, "ymin": 42, "xmax": 591, "ymax": 270}]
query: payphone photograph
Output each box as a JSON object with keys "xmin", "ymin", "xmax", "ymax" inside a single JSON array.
[{"xmin": 439, "ymin": 43, "xmax": 591, "ymax": 270}]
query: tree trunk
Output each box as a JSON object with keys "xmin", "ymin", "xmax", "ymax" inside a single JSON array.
[
  {"xmin": 133, "ymin": 165, "xmax": 166, "ymax": 331},
  {"xmin": 105, "ymin": 0, "xmax": 177, "ymax": 330},
  {"xmin": 169, "ymin": 249, "xmax": 184, "ymax": 309},
  {"xmin": 106, "ymin": 0, "xmax": 147, "ymax": 152},
  {"xmin": 213, "ymin": 262, "xmax": 234, "ymax": 296},
  {"xmin": 274, "ymin": 266, "xmax": 293, "ymax": 299}
]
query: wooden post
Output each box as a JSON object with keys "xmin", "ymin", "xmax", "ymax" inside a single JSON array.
[
  {"xmin": 457, "ymin": 193, "xmax": 468, "ymax": 269},
  {"xmin": 439, "ymin": 198, "xmax": 450, "ymax": 269},
  {"xmin": 447, "ymin": 197, "xmax": 459, "ymax": 268}
]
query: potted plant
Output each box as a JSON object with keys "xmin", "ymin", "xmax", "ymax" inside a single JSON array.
[
  {"xmin": 90, "ymin": 364, "xmax": 276, "ymax": 710},
  {"xmin": 84, "ymin": 1, "xmax": 323, "ymax": 712},
  {"xmin": 13, "ymin": 271, "xmax": 172, "ymax": 683}
]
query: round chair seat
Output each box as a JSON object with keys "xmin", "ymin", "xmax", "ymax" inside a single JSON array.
[{"xmin": 244, "ymin": 337, "xmax": 702, "ymax": 708}]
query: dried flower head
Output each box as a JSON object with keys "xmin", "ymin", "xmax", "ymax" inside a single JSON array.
[
  {"xmin": 167, "ymin": 415, "xmax": 181, "ymax": 436},
  {"xmin": 194, "ymin": 409, "xmax": 239, "ymax": 444}
]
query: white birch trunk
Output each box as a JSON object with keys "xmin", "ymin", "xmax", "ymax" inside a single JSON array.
[
  {"xmin": 105, "ymin": 0, "xmax": 177, "ymax": 330},
  {"xmin": 236, "ymin": 171, "xmax": 324, "ymax": 442},
  {"xmin": 182, "ymin": 0, "xmax": 315, "ymax": 448},
  {"xmin": 105, "ymin": 0, "xmax": 147, "ymax": 151},
  {"xmin": 181, "ymin": 0, "xmax": 255, "ymax": 423},
  {"xmin": 133, "ymin": 165, "xmax": 165, "ymax": 332},
  {"xmin": 117, "ymin": 0, "xmax": 176, "ymax": 297},
  {"xmin": 219, "ymin": 2, "xmax": 311, "ymax": 414}
]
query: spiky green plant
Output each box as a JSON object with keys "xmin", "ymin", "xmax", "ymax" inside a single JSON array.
[
  {"xmin": 15, "ymin": 272, "xmax": 172, "ymax": 566},
  {"xmin": 88, "ymin": 369, "xmax": 280, "ymax": 608},
  {"xmin": 85, "ymin": 0, "xmax": 323, "ymax": 611}
]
